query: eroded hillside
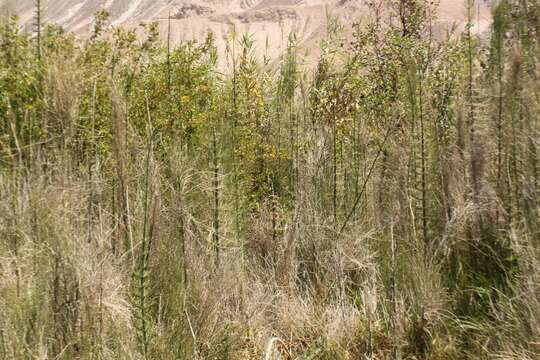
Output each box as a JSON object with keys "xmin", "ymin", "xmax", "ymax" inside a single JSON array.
[{"xmin": 2, "ymin": 0, "xmax": 492, "ymax": 65}]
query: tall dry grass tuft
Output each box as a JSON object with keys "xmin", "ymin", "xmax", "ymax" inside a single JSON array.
[{"xmin": 0, "ymin": 171, "xmax": 137, "ymax": 359}]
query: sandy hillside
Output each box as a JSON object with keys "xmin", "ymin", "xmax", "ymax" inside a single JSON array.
[{"xmin": 1, "ymin": 0, "xmax": 493, "ymax": 66}]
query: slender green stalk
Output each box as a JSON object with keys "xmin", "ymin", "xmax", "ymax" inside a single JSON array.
[
  {"xmin": 496, "ymin": 41, "xmax": 504, "ymax": 225},
  {"xmin": 390, "ymin": 221, "xmax": 397, "ymax": 360},
  {"xmin": 167, "ymin": 11, "xmax": 171, "ymax": 96},
  {"xmin": 212, "ymin": 127, "xmax": 220, "ymax": 268},
  {"xmin": 467, "ymin": 0, "xmax": 480, "ymax": 204},
  {"xmin": 419, "ymin": 68, "xmax": 428, "ymax": 249},
  {"xmin": 492, "ymin": 1, "xmax": 508, "ymax": 226},
  {"xmin": 231, "ymin": 27, "xmax": 240, "ymax": 246},
  {"xmin": 87, "ymin": 80, "xmax": 97, "ymax": 244},
  {"xmin": 406, "ymin": 61, "xmax": 419, "ymax": 240},
  {"xmin": 136, "ymin": 93, "xmax": 155, "ymax": 359},
  {"xmin": 333, "ymin": 111, "xmax": 337, "ymax": 232},
  {"xmin": 35, "ymin": 0, "xmax": 41, "ymax": 63}
]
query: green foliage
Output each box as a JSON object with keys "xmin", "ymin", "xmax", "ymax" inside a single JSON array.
[{"xmin": 0, "ymin": 2, "xmax": 539, "ymax": 359}]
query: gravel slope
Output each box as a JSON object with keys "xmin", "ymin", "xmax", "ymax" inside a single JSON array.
[{"xmin": 1, "ymin": 0, "xmax": 493, "ymax": 66}]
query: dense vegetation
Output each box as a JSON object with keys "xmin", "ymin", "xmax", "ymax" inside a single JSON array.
[{"xmin": 0, "ymin": 0, "xmax": 539, "ymax": 358}]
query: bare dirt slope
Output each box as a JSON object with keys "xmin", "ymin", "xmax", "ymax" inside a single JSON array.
[{"xmin": 2, "ymin": 0, "xmax": 493, "ymax": 66}]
